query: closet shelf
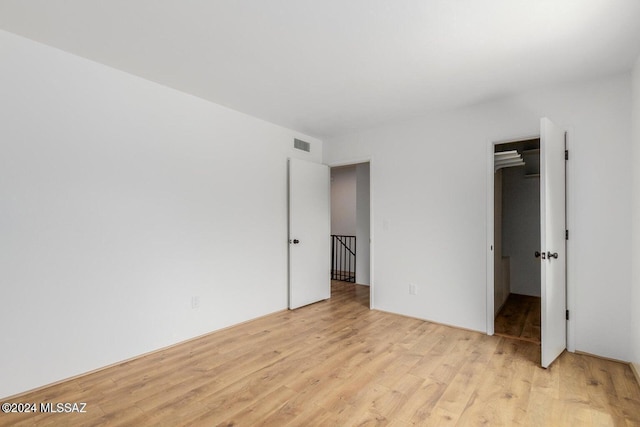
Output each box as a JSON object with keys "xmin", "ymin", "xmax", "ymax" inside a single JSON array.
[{"xmin": 494, "ymin": 150, "xmax": 524, "ymax": 172}]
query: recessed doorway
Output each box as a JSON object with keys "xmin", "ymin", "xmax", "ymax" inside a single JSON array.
[{"xmin": 330, "ymin": 162, "xmax": 371, "ymax": 305}]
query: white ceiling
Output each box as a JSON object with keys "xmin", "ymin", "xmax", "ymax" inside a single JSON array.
[{"xmin": 1, "ymin": 0, "xmax": 639, "ymax": 138}]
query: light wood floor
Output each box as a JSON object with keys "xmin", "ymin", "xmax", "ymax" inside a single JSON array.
[
  {"xmin": 494, "ymin": 294, "xmax": 541, "ymax": 344},
  {"xmin": 2, "ymin": 281, "xmax": 639, "ymax": 426}
]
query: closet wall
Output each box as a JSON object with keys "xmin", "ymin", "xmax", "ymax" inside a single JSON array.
[{"xmin": 501, "ymin": 151, "xmax": 541, "ymax": 297}]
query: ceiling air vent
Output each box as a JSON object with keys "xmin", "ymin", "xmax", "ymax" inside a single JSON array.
[{"xmin": 294, "ymin": 138, "xmax": 311, "ymax": 152}]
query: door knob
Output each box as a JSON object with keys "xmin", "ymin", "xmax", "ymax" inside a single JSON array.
[
  {"xmin": 535, "ymin": 251, "xmax": 541, "ymax": 258},
  {"xmin": 547, "ymin": 251, "xmax": 558, "ymax": 259},
  {"xmin": 292, "ymin": 239, "xmax": 300, "ymax": 244}
]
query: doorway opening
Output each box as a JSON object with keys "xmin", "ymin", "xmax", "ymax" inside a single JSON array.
[
  {"xmin": 493, "ymin": 138, "xmax": 541, "ymax": 344},
  {"xmin": 487, "ymin": 118, "xmax": 567, "ymax": 368},
  {"xmin": 330, "ymin": 162, "xmax": 371, "ymax": 305}
]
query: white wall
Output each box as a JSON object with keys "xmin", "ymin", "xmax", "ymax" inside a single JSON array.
[
  {"xmin": 330, "ymin": 166, "xmax": 356, "ymax": 235},
  {"xmin": 324, "ymin": 73, "xmax": 632, "ymax": 361},
  {"xmin": 356, "ymin": 162, "xmax": 371, "ymax": 285},
  {"xmin": 632, "ymin": 55, "xmax": 640, "ymax": 376},
  {"xmin": 501, "ymin": 165, "xmax": 540, "ymax": 297},
  {"xmin": 0, "ymin": 30, "xmax": 322, "ymax": 398}
]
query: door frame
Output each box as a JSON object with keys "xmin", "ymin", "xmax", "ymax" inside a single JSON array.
[
  {"xmin": 485, "ymin": 132, "xmax": 575, "ymax": 352},
  {"xmin": 328, "ymin": 157, "xmax": 374, "ymax": 309}
]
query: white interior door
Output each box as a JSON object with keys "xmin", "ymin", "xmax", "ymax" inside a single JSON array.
[
  {"xmin": 288, "ymin": 158, "xmax": 330, "ymax": 309},
  {"xmin": 540, "ymin": 117, "xmax": 567, "ymax": 368}
]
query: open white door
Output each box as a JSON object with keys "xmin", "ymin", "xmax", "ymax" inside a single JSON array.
[
  {"xmin": 540, "ymin": 117, "xmax": 567, "ymax": 368},
  {"xmin": 288, "ymin": 158, "xmax": 330, "ymax": 309}
]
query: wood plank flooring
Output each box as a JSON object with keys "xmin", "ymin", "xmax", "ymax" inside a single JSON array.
[
  {"xmin": 494, "ymin": 293, "xmax": 541, "ymax": 344},
  {"xmin": 2, "ymin": 281, "xmax": 639, "ymax": 426}
]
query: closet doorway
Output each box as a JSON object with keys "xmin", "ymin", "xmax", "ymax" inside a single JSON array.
[{"xmin": 493, "ymin": 139, "xmax": 541, "ymax": 344}]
